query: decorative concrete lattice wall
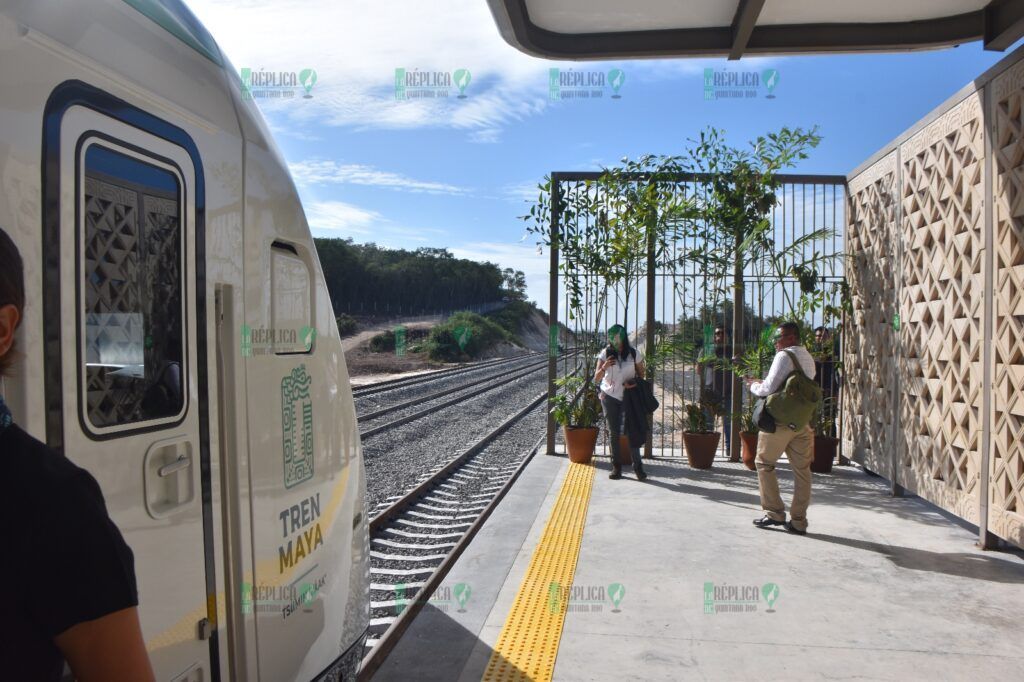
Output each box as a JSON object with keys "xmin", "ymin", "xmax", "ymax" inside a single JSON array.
[
  {"xmin": 846, "ymin": 49, "xmax": 1024, "ymax": 549},
  {"xmin": 845, "ymin": 152, "xmax": 898, "ymax": 477},
  {"xmin": 990, "ymin": 62, "xmax": 1024, "ymax": 548},
  {"xmin": 897, "ymin": 93, "xmax": 985, "ymax": 524}
]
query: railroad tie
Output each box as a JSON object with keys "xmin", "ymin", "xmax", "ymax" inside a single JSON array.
[{"xmin": 482, "ymin": 461, "xmax": 595, "ymax": 682}]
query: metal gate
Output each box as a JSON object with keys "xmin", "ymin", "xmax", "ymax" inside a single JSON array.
[{"xmin": 545, "ymin": 172, "xmax": 847, "ymax": 459}]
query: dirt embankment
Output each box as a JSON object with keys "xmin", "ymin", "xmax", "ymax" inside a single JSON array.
[
  {"xmin": 344, "ymin": 306, "xmax": 562, "ymax": 379},
  {"xmin": 341, "ymin": 319, "xmax": 436, "ymax": 354},
  {"xmin": 343, "ymin": 319, "xmax": 439, "ymax": 378},
  {"xmin": 517, "ymin": 308, "xmax": 555, "ymax": 352}
]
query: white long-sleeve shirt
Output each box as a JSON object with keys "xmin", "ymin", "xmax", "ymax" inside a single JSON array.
[
  {"xmin": 596, "ymin": 347, "xmax": 644, "ymax": 401},
  {"xmin": 749, "ymin": 346, "xmax": 816, "ymax": 398}
]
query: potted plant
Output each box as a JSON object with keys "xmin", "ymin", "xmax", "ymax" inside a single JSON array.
[
  {"xmin": 681, "ymin": 399, "xmax": 720, "ymax": 469},
  {"xmin": 811, "ymin": 396, "xmax": 838, "ymax": 473},
  {"xmin": 738, "ymin": 400, "xmax": 759, "ymax": 471},
  {"xmin": 551, "ymin": 375, "xmax": 602, "ymax": 463}
]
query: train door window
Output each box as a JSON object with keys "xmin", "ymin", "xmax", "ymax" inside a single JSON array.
[
  {"xmin": 80, "ymin": 141, "xmax": 186, "ymax": 431},
  {"xmin": 271, "ymin": 245, "xmax": 313, "ymax": 353}
]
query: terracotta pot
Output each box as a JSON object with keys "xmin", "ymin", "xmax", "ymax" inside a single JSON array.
[
  {"xmin": 617, "ymin": 435, "xmax": 634, "ymax": 465},
  {"xmin": 564, "ymin": 426, "xmax": 598, "ymax": 464},
  {"xmin": 812, "ymin": 435, "xmax": 839, "ymax": 474},
  {"xmin": 740, "ymin": 432, "xmax": 759, "ymax": 471},
  {"xmin": 683, "ymin": 432, "xmax": 720, "ymax": 469}
]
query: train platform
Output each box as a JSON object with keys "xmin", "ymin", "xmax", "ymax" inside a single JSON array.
[{"xmin": 370, "ymin": 445, "xmax": 1024, "ymax": 681}]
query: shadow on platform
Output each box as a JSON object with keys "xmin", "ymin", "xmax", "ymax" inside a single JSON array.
[{"xmin": 370, "ymin": 602, "xmax": 521, "ymax": 682}]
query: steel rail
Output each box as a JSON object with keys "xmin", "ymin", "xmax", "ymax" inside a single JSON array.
[
  {"xmin": 359, "ymin": 362, "xmax": 551, "ymax": 439},
  {"xmin": 356, "ymin": 356, "xmax": 551, "ymax": 422},
  {"xmin": 352, "ymin": 352, "xmax": 542, "ymax": 398},
  {"xmin": 358, "ymin": 401, "xmax": 549, "ymax": 680}
]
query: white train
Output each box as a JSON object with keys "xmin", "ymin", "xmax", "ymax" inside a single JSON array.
[{"xmin": 0, "ymin": 1, "xmax": 369, "ymax": 679}]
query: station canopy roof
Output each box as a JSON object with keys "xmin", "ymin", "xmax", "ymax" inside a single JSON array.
[{"xmin": 486, "ymin": 0, "xmax": 1024, "ymax": 60}]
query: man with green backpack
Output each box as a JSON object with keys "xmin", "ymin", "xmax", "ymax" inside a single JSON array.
[{"xmin": 745, "ymin": 322, "xmax": 822, "ymax": 535}]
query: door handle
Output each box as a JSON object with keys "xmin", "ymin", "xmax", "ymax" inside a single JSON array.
[
  {"xmin": 144, "ymin": 438, "xmax": 195, "ymax": 519},
  {"xmin": 158, "ymin": 455, "xmax": 191, "ymax": 477}
]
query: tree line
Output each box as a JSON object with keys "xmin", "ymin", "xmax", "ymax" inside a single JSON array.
[{"xmin": 314, "ymin": 238, "xmax": 527, "ymax": 314}]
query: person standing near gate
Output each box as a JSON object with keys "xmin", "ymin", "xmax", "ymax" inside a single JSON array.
[
  {"xmin": 595, "ymin": 324, "xmax": 648, "ymax": 481},
  {"xmin": 698, "ymin": 325, "xmax": 734, "ymax": 457},
  {"xmin": 746, "ymin": 322, "xmax": 817, "ymax": 535},
  {"xmin": 813, "ymin": 326, "xmax": 840, "ymax": 437}
]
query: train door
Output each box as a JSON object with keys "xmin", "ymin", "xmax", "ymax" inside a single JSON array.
[{"xmin": 46, "ymin": 95, "xmax": 215, "ymax": 680}]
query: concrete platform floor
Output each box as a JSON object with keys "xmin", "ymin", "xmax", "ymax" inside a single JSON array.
[{"xmin": 371, "ymin": 451, "xmax": 1024, "ymax": 681}]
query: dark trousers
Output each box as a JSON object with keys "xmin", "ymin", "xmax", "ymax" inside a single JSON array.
[
  {"xmin": 703, "ymin": 397, "xmax": 732, "ymax": 454},
  {"xmin": 601, "ymin": 394, "xmax": 645, "ymax": 474}
]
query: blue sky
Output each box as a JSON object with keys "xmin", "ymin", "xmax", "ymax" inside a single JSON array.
[{"xmin": 188, "ymin": 0, "xmax": 1016, "ymax": 304}]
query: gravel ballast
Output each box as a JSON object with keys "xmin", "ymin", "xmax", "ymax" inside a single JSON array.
[{"xmin": 362, "ymin": 367, "xmax": 547, "ymax": 512}]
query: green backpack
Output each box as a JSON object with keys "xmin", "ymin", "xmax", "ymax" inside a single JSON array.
[{"xmin": 765, "ymin": 348, "xmax": 822, "ymax": 430}]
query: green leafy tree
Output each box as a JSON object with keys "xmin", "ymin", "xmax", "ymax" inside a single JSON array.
[{"xmin": 314, "ymin": 238, "xmax": 506, "ymax": 314}]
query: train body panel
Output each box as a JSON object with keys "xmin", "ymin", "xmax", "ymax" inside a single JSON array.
[{"xmin": 0, "ymin": 1, "xmax": 369, "ymax": 679}]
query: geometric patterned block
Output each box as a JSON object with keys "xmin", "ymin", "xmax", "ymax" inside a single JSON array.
[
  {"xmin": 844, "ymin": 151, "xmax": 899, "ymax": 475},
  {"xmin": 897, "ymin": 93, "xmax": 985, "ymax": 524},
  {"xmin": 990, "ymin": 63, "xmax": 1024, "ymax": 547},
  {"xmin": 83, "ymin": 170, "xmax": 182, "ymax": 428},
  {"xmin": 845, "ymin": 51, "xmax": 1024, "ymax": 552},
  {"xmin": 84, "ymin": 175, "xmax": 146, "ymax": 426}
]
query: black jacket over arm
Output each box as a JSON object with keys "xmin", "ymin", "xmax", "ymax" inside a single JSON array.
[{"xmin": 623, "ymin": 378, "xmax": 659, "ymax": 448}]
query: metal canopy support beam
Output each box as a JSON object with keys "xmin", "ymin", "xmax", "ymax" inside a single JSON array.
[
  {"xmin": 729, "ymin": 0, "xmax": 765, "ymax": 61},
  {"xmin": 984, "ymin": 0, "xmax": 1024, "ymax": 51},
  {"xmin": 488, "ymin": 0, "xmax": 991, "ymax": 60}
]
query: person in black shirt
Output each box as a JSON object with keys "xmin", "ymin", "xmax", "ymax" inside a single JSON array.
[
  {"xmin": 698, "ymin": 325, "xmax": 735, "ymax": 456},
  {"xmin": 0, "ymin": 228, "xmax": 154, "ymax": 681},
  {"xmin": 813, "ymin": 326, "xmax": 841, "ymax": 437}
]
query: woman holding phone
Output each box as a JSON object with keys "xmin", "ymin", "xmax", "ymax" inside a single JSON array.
[{"xmin": 594, "ymin": 324, "xmax": 648, "ymax": 480}]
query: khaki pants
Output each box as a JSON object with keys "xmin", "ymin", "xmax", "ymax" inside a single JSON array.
[{"xmin": 755, "ymin": 426, "xmax": 814, "ymax": 531}]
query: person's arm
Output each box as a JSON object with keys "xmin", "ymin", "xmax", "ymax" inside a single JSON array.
[
  {"xmin": 594, "ymin": 351, "xmax": 614, "ymax": 383},
  {"xmin": 748, "ymin": 352, "xmax": 792, "ymax": 397},
  {"xmin": 635, "ymin": 359, "xmax": 646, "ymax": 379},
  {"xmin": 55, "ymin": 607, "xmax": 155, "ymax": 682}
]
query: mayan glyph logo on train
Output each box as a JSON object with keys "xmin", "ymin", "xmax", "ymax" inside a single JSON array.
[{"xmin": 282, "ymin": 364, "xmax": 314, "ymax": 487}]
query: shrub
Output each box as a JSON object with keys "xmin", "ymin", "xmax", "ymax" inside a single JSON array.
[
  {"xmin": 426, "ymin": 311, "xmax": 513, "ymax": 361},
  {"xmin": 368, "ymin": 331, "xmax": 395, "ymax": 353},
  {"xmin": 368, "ymin": 327, "xmax": 429, "ymax": 353},
  {"xmin": 336, "ymin": 313, "xmax": 358, "ymax": 337},
  {"xmin": 485, "ymin": 300, "xmax": 533, "ymax": 343}
]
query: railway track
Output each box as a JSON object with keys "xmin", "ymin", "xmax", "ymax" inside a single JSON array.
[
  {"xmin": 357, "ymin": 358, "xmax": 583, "ymax": 678},
  {"xmin": 357, "ymin": 393, "xmax": 548, "ymax": 680},
  {"xmin": 352, "ymin": 352, "xmax": 543, "ymax": 399},
  {"xmin": 357, "ymin": 358, "xmax": 552, "ymax": 437}
]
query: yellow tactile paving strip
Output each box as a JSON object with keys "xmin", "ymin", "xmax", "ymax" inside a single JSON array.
[{"xmin": 482, "ymin": 462, "xmax": 595, "ymax": 682}]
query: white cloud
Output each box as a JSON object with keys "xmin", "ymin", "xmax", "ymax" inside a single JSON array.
[
  {"xmin": 186, "ymin": 0, "xmax": 548, "ymax": 137},
  {"xmin": 468, "ymin": 128, "xmax": 502, "ymax": 144},
  {"xmin": 305, "ymin": 200, "xmax": 449, "ymax": 245},
  {"xmin": 449, "ymin": 241, "xmax": 549, "ymax": 302},
  {"xmin": 185, "ymin": 0, "xmax": 761, "ymax": 140},
  {"xmin": 304, "ymin": 200, "xmax": 381, "ymax": 235},
  {"xmin": 502, "ymin": 180, "xmax": 546, "ymax": 204},
  {"xmin": 290, "ymin": 159, "xmax": 469, "ymax": 195},
  {"xmin": 267, "ymin": 121, "xmax": 323, "ymax": 142}
]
